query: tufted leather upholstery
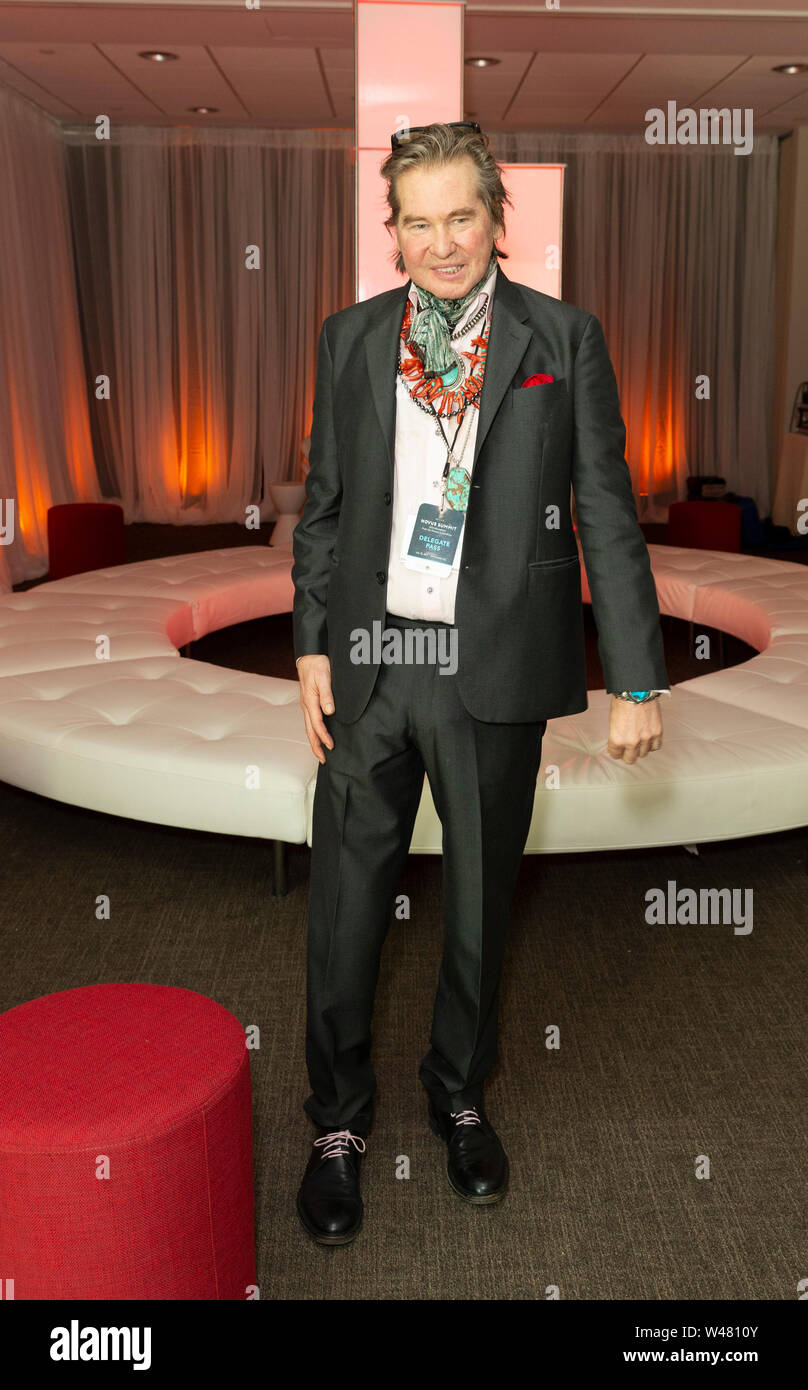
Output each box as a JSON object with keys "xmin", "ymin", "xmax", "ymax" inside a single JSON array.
[{"xmin": 0, "ymin": 542, "xmax": 806, "ymax": 852}]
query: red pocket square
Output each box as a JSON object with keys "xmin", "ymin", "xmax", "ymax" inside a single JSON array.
[{"xmin": 521, "ymin": 374, "xmax": 555, "ymax": 388}]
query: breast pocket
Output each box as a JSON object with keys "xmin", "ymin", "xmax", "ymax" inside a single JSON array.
[
  {"xmin": 510, "ymin": 377, "xmax": 567, "ymax": 419},
  {"xmin": 526, "ymin": 552, "xmax": 582, "ymax": 607},
  {"xmin": 527, "ymin": 553, "xmax": 579, "ymax": 571}
]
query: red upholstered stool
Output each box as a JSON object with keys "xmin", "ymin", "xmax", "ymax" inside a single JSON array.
[
  {"xmin": 667, "ymin": 500, "xmax": 741, "ymax": 553},
  {"xmin": 0, "ymin": 983, "xmax": 256, "ymax": 1300},
  {"xmin": 47, "ymin": 502, "xmax": 125, "ymax": 580}
]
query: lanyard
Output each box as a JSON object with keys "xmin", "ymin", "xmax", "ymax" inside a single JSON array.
[{"xmin": 432, "ymin": 405, "xmax": 474, "ymax": 517}]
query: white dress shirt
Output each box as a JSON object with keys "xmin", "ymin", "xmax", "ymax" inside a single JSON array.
[{"xmin": 385, "ymin": 261, "xmax": 497, "ymax": 625}]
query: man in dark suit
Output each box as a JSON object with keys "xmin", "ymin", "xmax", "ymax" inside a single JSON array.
[{"xmin": 292, "ymin": 122, "xmax": 668, "ymax": 1246}]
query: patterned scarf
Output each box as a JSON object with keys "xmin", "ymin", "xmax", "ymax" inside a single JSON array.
[{"xmin": 407, "ymin": 246, "xmax": 498, "ymax": 378}]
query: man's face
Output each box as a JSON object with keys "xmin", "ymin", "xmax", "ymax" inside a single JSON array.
[{"xmin": 393, "ymin": 156, "xmax": 496, "ymax": 299}]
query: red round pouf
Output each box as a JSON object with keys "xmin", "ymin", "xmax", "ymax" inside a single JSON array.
[
  {"xmin": 0, "ymin": 984, "xmax": 257, "ymax": 1300},
  {"xmin": 47, "ymin": 502, "xmax": 126, "ymax": 581}
]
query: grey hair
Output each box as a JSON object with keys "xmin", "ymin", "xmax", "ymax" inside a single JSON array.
[{"xmin": 378, "ymin": 123, "xmax": 514, "ymax": 277}]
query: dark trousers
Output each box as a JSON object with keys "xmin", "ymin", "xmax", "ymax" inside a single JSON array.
[{"xmin": 303, "ymin": 613, "xmax": 547, "ymax": 1135}]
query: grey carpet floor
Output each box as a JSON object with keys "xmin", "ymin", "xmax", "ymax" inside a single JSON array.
[{"xmin": 0, "ymin": 785, "xmax": 804, "ymax": 1299}]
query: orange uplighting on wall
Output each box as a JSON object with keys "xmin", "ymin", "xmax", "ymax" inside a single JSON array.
[
  {"xmin": 3, "ymin": 347, "xmax": 101, "ymax": 580},
  {"xmin": 633, "ymin": 386, "xmax": 684, "ymax": 500},
  {"xmin": 175, "ymin": 374, "xmax": 228, "ymax": 507},
  {"xmin": 5, "ymin": 346, "xmax": 101, "ymax": 558}
]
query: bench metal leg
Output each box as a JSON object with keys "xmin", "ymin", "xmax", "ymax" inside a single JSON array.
[{"xmin": 272, "ymin": 839, "xmax": 288, "ymax": 896}]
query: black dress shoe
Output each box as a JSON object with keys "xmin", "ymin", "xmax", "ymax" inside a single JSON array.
[
  {"xmin": 296, "ymin": 1127, "xmax": 366, "ymax": 1245},
  {"xmin": 427, "ymin": 1098, "xmax": 509, "ymax": 1203}
]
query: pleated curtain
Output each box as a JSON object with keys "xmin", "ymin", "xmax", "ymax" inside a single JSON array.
[
  {"xmin": 0, "ymin": 81, "xmax": 780, "ymax": 590},
  {"xmin": 489, "ymin": 131, "xmax": 779, "ymax": 523}
]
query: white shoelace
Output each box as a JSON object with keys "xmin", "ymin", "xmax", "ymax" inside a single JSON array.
[{"xmin": 314, "ymin": 1129, "xmax": 367, "ymax": 1159}]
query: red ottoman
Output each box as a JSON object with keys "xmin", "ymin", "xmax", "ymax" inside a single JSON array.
[
  {"xmin": 0, "ymin": 984, "xmax": 256, "ymax": 1300},
  {"xmin": 47, "ymin": 502, "xmax": 125, "ymax": 580},
  {"xmin": 667, "ymin": 499, "xmax": 741, "ymax": 553}
]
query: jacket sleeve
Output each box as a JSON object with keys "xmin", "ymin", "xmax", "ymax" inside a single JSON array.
[
  {"xmin": 570, "ymin": 312, "xmax": 670, "ymax": 693},
  {"xmin": 291, "ymin": 316, "xmax": 342, "ymax": 661}
]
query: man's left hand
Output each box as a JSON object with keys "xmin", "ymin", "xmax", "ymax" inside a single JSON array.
[{"xmin": 606, "ymin": 695, "xmax": 664, "ymax": 763}]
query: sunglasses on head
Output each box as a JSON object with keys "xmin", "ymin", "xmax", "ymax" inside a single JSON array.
[{"xmin": 390, "ymin": 120, "xmax": 482, "ymax": 151}]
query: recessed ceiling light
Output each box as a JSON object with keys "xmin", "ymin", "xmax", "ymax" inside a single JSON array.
[
  {"xmin": 465, "ymin": 57, "xmax": 500, "ymax": 68},
  {"xmin": 188, "ymin": 107, "xmax": 219, "ymax": 115},
  {"xmin": 772, "ymin": 63, "xmax": 808, "ymax": 75},
  {"xmin": 138, "ymin": 51, "xmax": 179, "ymax": 63}
]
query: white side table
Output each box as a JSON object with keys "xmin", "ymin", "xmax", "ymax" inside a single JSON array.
[{"xmin": 268, "ymin": 482, "xmax": 306, "ymax": 546}]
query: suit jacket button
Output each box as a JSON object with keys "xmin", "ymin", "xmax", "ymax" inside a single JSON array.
[
  {"xmin": 376, "ymin": 571, "xmax": 386, "ymax": 583},
  {"xmin": 462, "ymin": 563, "xmax": 470, "ymax": 571},
  {"xmin": 384, "ymin": 492, "xmax": 391, "ymax": 504}
]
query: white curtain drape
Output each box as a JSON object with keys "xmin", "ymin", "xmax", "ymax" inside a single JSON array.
[
  {"xmin": 490, "ymin": 132, "xmax": 780, "ymax": 521},
  {"xmin": 63, "ymin": 125, "xmax": 355, "ymax": 526},
  {"xmin": 0, "ymin": 88, "xmax": 780, "ymax": 592},
  {"xmin": 0, "ymin": 86, "xmax": 103, "ymax": 590}
]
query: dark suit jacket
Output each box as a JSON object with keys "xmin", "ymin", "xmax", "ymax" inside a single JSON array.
[{"xmin": 292, "ymin": 262, "xmax": 669, "ymax": 724}]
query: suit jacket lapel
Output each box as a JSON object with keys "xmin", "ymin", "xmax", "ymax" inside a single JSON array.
[{"xmin": 363, "ymin": 262, "xmax": 534, "ymax": 486}]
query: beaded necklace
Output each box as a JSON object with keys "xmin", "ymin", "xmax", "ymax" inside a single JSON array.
[{"xmin": 397, "ymin": 292, "xmax": 492, "ymax": 514}]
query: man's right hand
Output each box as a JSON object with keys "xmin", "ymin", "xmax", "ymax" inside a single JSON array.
[{"xmin": 296, "ymin": 655, "xmax": 335, "ymax": 764}]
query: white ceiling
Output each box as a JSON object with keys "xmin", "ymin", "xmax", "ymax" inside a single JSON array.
[{"xmin": 0, "ymin": 1, "xmax": 807, "ymax": 133}]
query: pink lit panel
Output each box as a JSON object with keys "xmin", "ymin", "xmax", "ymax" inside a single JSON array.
[
  {"xmin": 356, "ymin": 0, "xmax": 463, "ymax": 301},
  {"xmin": 497, "ymin": 165, "xmax": 566, "ymax": 299}
]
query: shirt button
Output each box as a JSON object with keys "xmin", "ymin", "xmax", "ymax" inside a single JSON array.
[
  {"xmin": 426, "ymin": 586, "xmax": 433, "ymax": 594},
  {"xmin": 376, "ymin": 571, "xmax": 386, "ymax": 584}
]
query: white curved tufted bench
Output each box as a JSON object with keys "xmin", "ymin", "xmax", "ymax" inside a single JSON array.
[
  {"xmin": 495, "ymin": 545, "xmax": 808, "ymax": 854},
  {"xmin": 0, "ymin": 548, "xmax": 306, "ymax": 889},
  {"xmin": 0, "ymin": 543, "xmax": 806, "ymax": 890}
]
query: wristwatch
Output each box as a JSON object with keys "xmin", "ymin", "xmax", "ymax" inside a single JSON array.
[{"xmin": 612, "ymin": 690, "xmax": 662, "ymax": 703}]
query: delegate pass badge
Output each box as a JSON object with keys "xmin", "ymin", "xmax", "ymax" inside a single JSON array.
[{"xmin": 402, "ymin": 504, "xmax": 465, "ymax": 575}]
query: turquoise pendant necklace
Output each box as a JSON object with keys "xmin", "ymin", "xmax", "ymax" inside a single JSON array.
[{"xmin": 436, "ymin": 406, "xmax": 474, "ymax": 516}]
